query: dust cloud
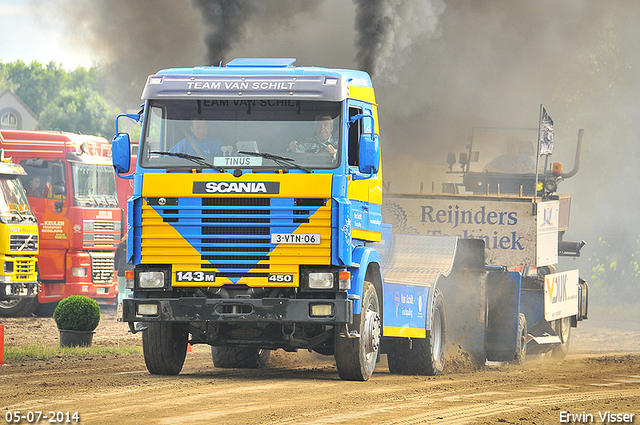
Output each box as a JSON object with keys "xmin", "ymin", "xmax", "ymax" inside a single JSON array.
[{"xmin": 31, "ymin": 0, "xmax": 640, "ymax": 317}]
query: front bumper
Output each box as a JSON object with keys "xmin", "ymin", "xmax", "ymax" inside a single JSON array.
[
  {"xmin": 0, "ymin": 282, "xmax": 39, "ymax": 301},
  {"xmin": 122, "ymin": 297, "xmax": 353, "ymax": 324}
]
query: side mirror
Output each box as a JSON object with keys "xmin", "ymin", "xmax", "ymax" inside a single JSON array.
[
  {"xmin": 52, "ymin": 184, "xmax": 66, "ymax": 197},
  {"xmin": 358, "ymin": 133, "xmax": 379, "ymax": 174},
  {"xmin": 51, "ymin": 160, "xmax": 66, "ymax": 197},
  {"xmin": 112, "ymin": 133, "xmax": 131, "ymax": 174}
]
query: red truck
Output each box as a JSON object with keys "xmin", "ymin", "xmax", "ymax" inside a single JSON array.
[{"xmin": 0, "ymin": 130, "xmax": 122, "ymax": 316}]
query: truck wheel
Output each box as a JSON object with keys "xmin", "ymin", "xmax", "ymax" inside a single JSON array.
[
  {"xmin": 550, "ymin": 317, "xmax": 571, "ymax": 359},
  {"xmin": 387, "ymin": 288, "xmax": 446, "ymax": 376},
  {"xmin": 334, "ymin": 281, "xmax": 381, "ymax": 381},
  {"xmin": 211, "ymin": 346, "xmax": 271, "ymax": 368},
  {"xmin": 513, "ymin": 313, "xmax": 527, "ymax": 364},
  {"xmin": 0, "ymin": 297, "xmax": 38, "ymax": 317},
  {"xmin": 142, "ymin": 322, "xmax": 188, "ymax": 375}
]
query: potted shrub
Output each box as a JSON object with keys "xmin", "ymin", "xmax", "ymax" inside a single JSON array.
[{"xmin": 54, "ymin": 295, "xmax": 101, "ymax": 347}]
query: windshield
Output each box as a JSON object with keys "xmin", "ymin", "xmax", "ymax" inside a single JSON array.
[
  {"xmin": 139, "ymin": 99, "xmax": 342, "ymax": 170},
  {"xmin": 466, "ymin": 127, "xmax": 542, "ymax": 175},
  {"xmin": 0, "ymin": 177, "xmax": 35, "ymax": 224},
  {"xmin": 71, "ymin": 163, "xmax": 119, "ymax": 207}
]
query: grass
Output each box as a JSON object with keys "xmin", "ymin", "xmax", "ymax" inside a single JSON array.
[{"xmin": 4, "ymin": 343, "xmax": 141, "ymax": 361}]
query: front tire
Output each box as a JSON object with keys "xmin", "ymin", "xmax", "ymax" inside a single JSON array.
[
  {"xmin": 211, "ymin": 346, "xmax": 271, "ymax": 368},
  {"xmin": 0, "ymin": 297, "xmax": 38, "ymax": 317},
  {"xmin": 142, "ymin": 322, "xmax": 188, "ymax": 375},
  {"xmin": 334, "ymin": 281, "xmax": 381, "ymax": 381}
]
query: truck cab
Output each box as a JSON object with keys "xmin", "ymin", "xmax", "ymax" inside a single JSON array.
[{"xmin": 113, "ymin": 58, "xmax": 398, "ymax": 379}]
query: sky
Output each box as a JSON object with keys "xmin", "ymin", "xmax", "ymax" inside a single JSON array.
[{"xmin": 0, "ymin": 0, "xmax": 95, "ymax": 69}]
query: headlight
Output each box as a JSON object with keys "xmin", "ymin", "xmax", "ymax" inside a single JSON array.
[
  {"xmin": 138, "ymin": 271, "xmax": 166, "ymax": 288},
  {"xmin": 310, "ymin": 303, "xmax": 333, "ymax": 317},
  {"xmin": 4, "ymin": 261, "xmax": 13, "ymax": 273},
  {"xmin": 137, "ymin": 303, "xmax": 158, "ymax": 316},
  {"xmin": 72, "ymin": 267, "xmax": 87, "ymax": 277},
  {"xmin": 308, "ymin": 272, "xmax": 334, "ymax": 289}
]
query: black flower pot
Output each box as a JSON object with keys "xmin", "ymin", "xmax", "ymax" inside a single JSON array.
[{"xmin": 59, "ymin": 329, "xmax": 94, "ymax": 347}]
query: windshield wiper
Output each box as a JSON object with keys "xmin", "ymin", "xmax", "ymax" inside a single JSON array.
[
  {"xmin": 88, "ymin": 194, "xmax": 101, "ymax": 207},
  {"xmin": 150, "ymin": 151, "xmax": 225, "ymax": 172},
  {"xmin": 237, "ymin": 151, "xmax": 312, "ymax": 173},
  {"xmin": 10, "ymin": 208, "xmax": 26, "ymax": 222},
  {"xmin": 95, "ymin": 194, "xmax": 114, "ymax": 207}
]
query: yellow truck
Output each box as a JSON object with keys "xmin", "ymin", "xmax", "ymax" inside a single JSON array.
[{"xmin": 0, "ymin": 151, "xmax": 39, "ymax": 316}]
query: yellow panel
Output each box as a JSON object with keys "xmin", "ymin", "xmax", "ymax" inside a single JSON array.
[
  {"xmin": 383, "ymin": 326, "xmax": 427, "ymax": 339},
  {"xmin": 142, "ymin": 173, "xmax": 333, "ymax": 198},
  {"xmin": 140, "ymin": 173, "xmax": 333, "ymax": 288},
  {"xmin": 267, "ymin": 201, "xmax": 332, "ymax": 268},
  {"xmin": 352, "ymin": 228, "xmax": 381, "ymax": 242},
  {"xmin": 348, "ymin": 86, "xmax": 376, "ymax": 104},
  {"xmin": 140, "ymin": 200, "xmax": 203, "ymax": 264}
]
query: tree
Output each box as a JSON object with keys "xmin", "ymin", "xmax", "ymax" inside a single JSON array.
[
  {"xmin": 36, "ymin": 87, "xmax": 114, "ymax": 139},
  {"xmin": 0, "ymin": 60, "xmax": 116, "ymax": 136},
  {"xmin": 0, "ymin": 61, "xmax": 68, "ymax": 116}
]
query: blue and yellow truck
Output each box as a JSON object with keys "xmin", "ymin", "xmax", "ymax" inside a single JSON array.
[{"xmin": 114, "ymin": 59, "xmax": 582, "ymax": 381}]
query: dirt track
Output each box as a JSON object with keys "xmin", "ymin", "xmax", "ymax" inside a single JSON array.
[{"xmin": 1, "ymin": 309, "xmax": 639, "ymax": 425}]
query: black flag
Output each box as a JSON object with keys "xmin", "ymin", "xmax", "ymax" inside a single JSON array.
[{"xmin": 539, "ymin": 107, "xmax": 554, "ymax": 155}]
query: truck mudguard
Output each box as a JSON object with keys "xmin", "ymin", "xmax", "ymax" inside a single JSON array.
[{"xmin": 348, "ymin": 246, "xmax": 381, "ymax": 315}]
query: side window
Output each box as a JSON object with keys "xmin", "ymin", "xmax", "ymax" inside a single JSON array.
[
  {"xmin": 348, "ymin": 106, "xmax": 362, "ymax": 167},
  {"xmin": 20, "ymin": 160, "xmax": 56, "ymax": 198}
]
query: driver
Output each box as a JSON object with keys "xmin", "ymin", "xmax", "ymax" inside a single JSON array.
[
  {"xmin": 483, "ymin": 139, "xmax": 536, "ymax": 173},
  {"xmin": 170, "ymin": 118, "xmax": 224, "ymax": 157},
  {"xmin": 288, "ymin": 115, "xmax": 337, "ymax": 154}
]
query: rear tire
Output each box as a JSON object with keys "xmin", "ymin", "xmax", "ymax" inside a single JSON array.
[
  {"xmin": 550, "ymin": 317, "xmax": 571, "ymax": 359},
  {"xmin": 513, "ymin": 313, "xmax": 527, "ymax": 364},
  {"xmin": 0, "ymin": 297, "xmax": 38, "ymax": 317},
  {"xmin": 334, "ymin": 281, "xmax": 381, "ymax": 381},
  {"xmin": 211, "ymin": 346, "xmax": 271, "ymax": 368},
  {"xmin": 142, "ymin": 322, "xmax": 188, "ymax": 375},
  {"xmin": 387, "ymin": 288, "xmax": 446, "ymax": 375}
]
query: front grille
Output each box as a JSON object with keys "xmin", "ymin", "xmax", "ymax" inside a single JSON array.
[
  {"xmin": 12, "ymin": 257, "xmax": 37, "ymax": 281},
  {"xmin": 93, "ymin": 221, "xmax": 116, "ymax": 231},
  {"xmin": 141, "ymin": 196, "xmax": 331, "ymax": 284},
  {"xmin": 84, "ymin": 220, "xmax": 120, "ymax": 248},
  {"xmin": 91, "ymin": 253, "xmax": 115, "ymax": 284},
  {"xmin": 9, "ymin": 234, "xmax": 38, "ymax": 252}
]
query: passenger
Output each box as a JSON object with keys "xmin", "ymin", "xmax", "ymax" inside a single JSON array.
[
  {"xmin": 26, "ymin": 176, "xmax": 42, "ymax": 197},
  {"xmin": 170, "ymin": 119, "xmax": 224, "ymax": 157},
  {"xmin": 288, "ymin": 115, "xmax": 337, "ymax": 154}
]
